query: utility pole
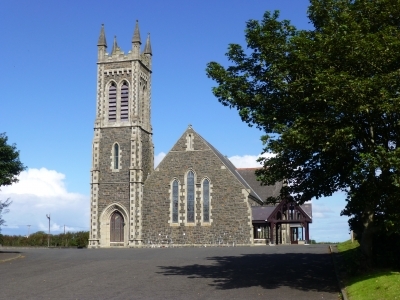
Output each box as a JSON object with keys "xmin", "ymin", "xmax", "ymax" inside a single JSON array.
[{"xmin": 46, "ymin": 214, "xmax": 50, "ymax": 247}]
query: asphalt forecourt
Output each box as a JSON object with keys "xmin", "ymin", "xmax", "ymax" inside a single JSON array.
[{"xmin": 0, "ymin": 245, "xmax": 339, "ymax": 300}]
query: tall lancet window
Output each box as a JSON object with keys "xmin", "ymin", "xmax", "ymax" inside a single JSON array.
[
  {"xmin": 187, "ymin": 171, "xmax": 195, "ymax": 223},
  {"xmin": 114, "ymin": 143, "xmax": 119, "ymax": 169},
  {"xmin": 120, "ymin": 82, "xmax": 129, "ymax": 121},
  {"xmin": 108, "ymin": 83, "xmax": 117, "ymax": 122},
  {"xmin": 172, "ymin": 180, "xmax": 179, "ymax": 223},
  {"xmin": 203, "ymin": 179, "xmax": 210, "ymax": 222}
]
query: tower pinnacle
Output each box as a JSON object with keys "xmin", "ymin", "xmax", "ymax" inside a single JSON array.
[
  {"xmin": 97, "ymin": 24, "xmax": 107, "ymax": 47},
  {"xmin": 132, "ymin": 20, "xmax": 141, "ymax": 44},
  {"xmin": 144, "ymin": 33, "xmax": 152, "ymax": 55},
  {"xmin": 111, "ymin": 36, "xmax": 121, "ymax": 55}
]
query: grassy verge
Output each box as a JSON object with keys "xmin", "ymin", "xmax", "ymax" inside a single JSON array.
[{"xmin": 337, "ymin": 240, "xmax": 400, "ymax": 300}]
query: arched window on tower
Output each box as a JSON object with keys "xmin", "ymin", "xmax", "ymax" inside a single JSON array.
[
  {"xmin": 114, "ymin": 143, "xmax": 119, "ymax": 169},
  {"xmin": 108, "ymin": 83, "xmax": 117, "ymax": 122},
  {"xmin": 203, "ymin": 179, "xmax": 210, "ymax": 222},
  {"xmin": 187, "ymin": 171, "xmax": 195, "ymax": 223},
  {"xmin": 120, "ymin": 82, "xmax": 129, "ymax": 121},
  {"xmin": 172, "ymin": 180, "xmax": 179, "ymax": 223}
]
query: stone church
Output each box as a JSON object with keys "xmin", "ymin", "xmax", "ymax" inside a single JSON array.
[{"xmin": 88, "ymin": 22, "xmax": 312, "ymax": 248}]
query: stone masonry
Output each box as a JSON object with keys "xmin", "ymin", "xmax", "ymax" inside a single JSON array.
[{"xmin": 142, "ymin": 128, "xmax": 255, "ymax": 246}]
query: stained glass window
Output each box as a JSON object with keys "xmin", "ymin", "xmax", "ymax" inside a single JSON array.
[
  {"xmin": 114, "ymin": 143, "xmax": 119, "ymax": 169},
  {"xmin": 203, "ymin": 179, "xmax": 209, "ymax": 222},
  {"xmin": 187, "ymin": 171, "xmax": 195, "ymax": 222},
  {"xmin": 172, "ymin": 180, "xmax": 179, "ymax": 223}
]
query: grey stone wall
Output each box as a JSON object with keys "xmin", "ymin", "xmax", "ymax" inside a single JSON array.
[
  {"xmin": 104, "ymin": 62, "xmax": 132, "ymax": 70},
  {"xmin": 141, "ymin": 129, "xmax": 154, "ymax": 181},
  {"xmin": 97, "ymin": 127, "xmax": 131, "ymax": 234},
  {"xmin": 142, "ymin": 130, "xmax": 253, "ymax": 245}
]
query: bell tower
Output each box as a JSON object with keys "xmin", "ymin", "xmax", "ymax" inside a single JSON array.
[{"xmin": 89, "ymin": 22, "xmax": 153, "ymax": 247}]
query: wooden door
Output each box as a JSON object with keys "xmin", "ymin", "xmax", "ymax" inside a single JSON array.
[{"xmin": 110, "ymin": 211, "xmax": 124, "ymax": 242}]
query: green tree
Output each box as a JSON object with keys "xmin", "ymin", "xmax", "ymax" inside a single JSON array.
[
  {"xmin": 0, "ymin": 133, "xmax": 25, "ymax": 187},
  {"xmin": 0, "ymin": 199, "xmax": 12, "ymax": 234},
  {"xmin": 0, "ymin": 132, "xmax": 26, "ymax": 233},
  {"xmin": 206, "ymin": 0, "xmax": 400, "ymax": 265}
]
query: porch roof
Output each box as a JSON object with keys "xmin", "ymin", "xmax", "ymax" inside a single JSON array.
[{"xmin": 252, "ymin": 206, "xmax": 276, "ymax": 221}]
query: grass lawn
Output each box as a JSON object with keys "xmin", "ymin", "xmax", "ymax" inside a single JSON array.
[{"xmin": 337, "ymin": 240, "xmax": 400, "ymax": 300}]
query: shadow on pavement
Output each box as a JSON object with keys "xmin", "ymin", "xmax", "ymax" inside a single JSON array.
[{"xmin": 158, "ymin": 252, "xmax": 337, "ymax": 293}]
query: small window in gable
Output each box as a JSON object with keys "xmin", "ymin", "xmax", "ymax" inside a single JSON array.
[
  {"xmin": 120, "ymin": 82, "xmax": 129, "ymax": 121},
  {"xmin": 172, "ymin": 180, "xmax": 179, "ymax": 223},
  {"xmin": 187, "ymin": 171, "xmax": 195, "ymax": 222},
  {"xmin": 186, "ymin": 133, "xmax": 194, "ymax": 151},
  {"xmin": 114, "ymin": 143, "xmax": 119, "ymax": 169},
  {"xmin": 203, "ymin": 179, "xmax": 210, "ymax": 222},
  {"xmin": 108, "ymin": 83, "xmax": 117, "ymax": 122}
]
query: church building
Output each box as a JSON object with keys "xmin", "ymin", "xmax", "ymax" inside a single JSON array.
[{"xmin": 88, "ymin": 23, "xmax": 312, "ymax": 248}]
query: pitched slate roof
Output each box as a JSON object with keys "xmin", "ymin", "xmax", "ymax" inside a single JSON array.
[
  {"xmin": 301, "ymin": 203, "xmax": 312, "ymax": 219},
  {"xmin": 236, "ymin": 168, "xmax": 282, "ymax": 202},
  {"xmin": 193, "ymin": 129, "xmax": 263, "ymax": 204},
  {"xmin": 237, "ymin": 168, "xmax": 312, "ymax": 221},
  {"xmin": 252, "ymin": 206, "xmax": 276, "ymax": 222}
]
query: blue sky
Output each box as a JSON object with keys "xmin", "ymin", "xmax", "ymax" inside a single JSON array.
[{"xmin": 0, "ymin": 0, "xmax": 350, "ymax": 242}]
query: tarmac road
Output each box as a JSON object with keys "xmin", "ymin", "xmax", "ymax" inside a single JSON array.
[{"xmin": 0, "ymin": 245, "xmax": 339, "ymax": 300}]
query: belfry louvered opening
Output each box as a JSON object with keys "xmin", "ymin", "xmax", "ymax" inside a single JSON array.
[
  {"xmin": 108, "ymin": 83, "xmax": 117, "ymax": 122},
  {"xmin": 120, "ymin": 82, "xmax": 129, "ymax": 120}
]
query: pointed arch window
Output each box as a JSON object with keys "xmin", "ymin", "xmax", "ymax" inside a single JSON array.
[
  {"xmin": 114, "ymin": 143, "xmax": 119, "ymax": 169},
  {"xmin": 108, "ymin": 83, "xmax": 117, "ymax": 122},
  {"xmin": 187, "ymin": 171, "xmax": 195, "ymax": 223},
  {"xmin": 120, "ymin": 82, "xmax": 129, "ymax": 120},
  {"xmin": 172, "ymin": 180, "xmax": 179, "ymax": 223},
  {"xmin": 203, "ymin": 179, "xmax": 210, "ymax": 222}
]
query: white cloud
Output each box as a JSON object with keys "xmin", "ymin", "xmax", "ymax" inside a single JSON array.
[
  {"xmin": 0, "ymin": 168, "xmax": 89, "ymax": 235},
  {"xmin": 228, "ymin": 152, "xmax": 275, "ymax": 168},
  {"xmin": 154, "ymin": 152, "xmax": 166, "ymax": 168}
]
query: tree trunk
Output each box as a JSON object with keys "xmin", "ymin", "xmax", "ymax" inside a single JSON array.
[{"xmin": 360, "ymin": 211, "xmax": 375, "ymax": 268}]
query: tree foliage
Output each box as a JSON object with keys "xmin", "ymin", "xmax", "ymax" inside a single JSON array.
[
  {"xmin": 206, "ymin": 0, "xmax": 400, "ymax": 265},
  {"xmin": 0, "ymin": 133, "xmax": 25, "ymax": 233},
  {"xmin": 0, "ymin": 132, "xmax": 25, "ymax": 187},
  {"xmin": 0, "ymin": 199, "xmax": 12, "ymax": 234},
  {"xmin": 0, "ymin": 231, "xmax": 89, "ymax": 248}
]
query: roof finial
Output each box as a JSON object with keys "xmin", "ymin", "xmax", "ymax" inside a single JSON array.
[
  {"xmin": 97, "ymin": 24, "xmax": 107, "ymax": 47},
  {"xmin": 144, "ymin": 33, "xmax": 152, "ymax": 55},
  {"xmin": 132, "ymin": 20, "xmax": 141, "ymax": 44}
]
